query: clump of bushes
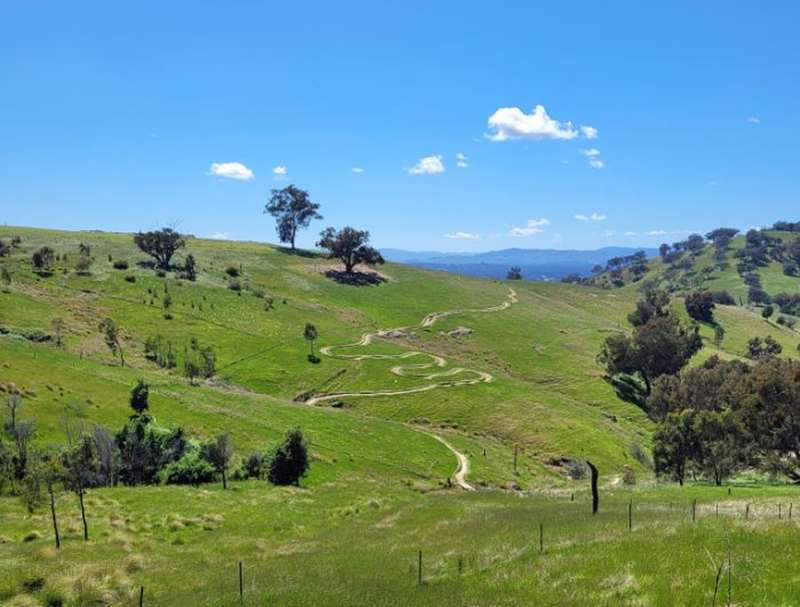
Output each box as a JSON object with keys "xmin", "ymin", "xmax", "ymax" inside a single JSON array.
[
  {"xmin": 225, "ymin": 265, "xmax": 240, "ymax": 277},
  {"xmin": 124, "ymin": 275, "xmax": 136, "ymax": 283},
  {"xmin": 227, "ymin": 280, "xmax": 242, "ymax": 292},
  {"xmin": 113, "ymin": 260, "xmax": 129, "ymax": 270}
]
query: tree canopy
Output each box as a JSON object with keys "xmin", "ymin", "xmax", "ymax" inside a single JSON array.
[
  {"xmin": 317, "ymin": 226, "xmax": 384, "ymax": 274},
  {"xmin": 133, "ymin": 228, "xmax": 185, "ymax": 270},
  {"xmin": 264, "ymin": 185, "xmax": 322, "ymax": 250}
]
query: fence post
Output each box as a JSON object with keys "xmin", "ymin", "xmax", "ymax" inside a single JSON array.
[
  {"xmin": 692, "ymin": 499, "xmax": 696, "ymax": 523},
  {"xmin": 513, "ymin": 446, "xmax": 518, "ymax": 473},
  {"xmin": 458, "ymin": 556, "xmax": 463, "ymax": 575},
  {"xmin": 779, "ymin": 503, "xmax": 783, "ymax": 520},
  {"xmin": 239, "ymin": 561, "xmax": 243, "ymax": 603},
  {"xmin": 139, "ymin": 586, "xmax": 144, "ymax": 607},
  {"xmin": 715, "ymin": 503, "xmax": 719, "ymax": 518},
  {"xmin": 418, "ymin": 550, "xmax": 423, "ymax": 585},
  {"xmin": 790, "ymin": 503, "xmax": 793, "ymax": 520},
  {"xmin": 745, "ymin": 504, "xmax": 749, "ymax": 520},
  {"xmin": 628, "ymin": 500, "xmax": 632, "ymax": 532}
]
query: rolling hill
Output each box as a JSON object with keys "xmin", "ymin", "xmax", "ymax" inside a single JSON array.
[{"xmin": 2, "ymin": 225, "xmax": 800, "ymax": 605}]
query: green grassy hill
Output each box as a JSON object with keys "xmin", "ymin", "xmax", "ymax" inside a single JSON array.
[{"xmin": 3, "ymin": 226, "xmax": 800, "ymax": 605}]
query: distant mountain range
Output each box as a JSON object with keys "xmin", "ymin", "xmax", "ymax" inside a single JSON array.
[{"xmin": 381, "ymin": 247, "xmax": 660, "ymax": 281}]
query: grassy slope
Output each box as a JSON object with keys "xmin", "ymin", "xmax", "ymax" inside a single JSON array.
[{"xmin": 3, "ymin": 226, "xmax": 800, "ymax": 605}]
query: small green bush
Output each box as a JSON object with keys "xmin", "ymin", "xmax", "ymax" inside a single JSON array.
[
  {"xmin": 161, "ymin": 451, "xmax": 216, "ymax": 486},
  {"xmin": 113, "ymin": 260, "xmax": 129, "ymax": 270}
]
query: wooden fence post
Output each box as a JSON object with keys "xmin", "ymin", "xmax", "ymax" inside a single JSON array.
[
  {"xmin": 139, "ymin": 586, "xmax": 144, "ymax": 607},
  {"xmin": 587, "ymin": 461, "xmax": 599, "ymax": 515},
  {"xmin": 628, "ymin": 500, "xmax": 632, "ymax": 532},
  {"xmin": 418, "ymin": 550, "xmax": 423, "ymax": 585},
  {"xmin": 692, "ymin": 499, "xmax": 696, "ymax": 522},
  {"xmin": 539, "ymin": 523, "xmax": 544, "ymax": 553},
  {"xmin": 239, "ymin": 561, "xmax": 243, "ymax": 603},
  {"xmin": 745, "ymin": 504, "xmax": 749, "ymax": 520}
]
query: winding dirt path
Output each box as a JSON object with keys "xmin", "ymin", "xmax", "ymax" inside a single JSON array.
[
  {"xmin": 305, "ymin": 288, "xmax": 517, "ymax": 405},
  {"xmin": 426, "ymin": 432, "xmax": 475, "ymax": 491}
]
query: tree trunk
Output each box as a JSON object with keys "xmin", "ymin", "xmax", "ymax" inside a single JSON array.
[
  {"xmin": 49, "ymin": 487, "xmax": 60, "ymax": 549},
  {"xmin": 78, "ymin": 487, "xmax": 89, "ymax": 541},
  {"xmin": 587, "ymin": 460, "xmax": 599, "ymax": 514},
  {"xmin": 222, "ymin": 468, "xmax": 227, "ymax": 490}
]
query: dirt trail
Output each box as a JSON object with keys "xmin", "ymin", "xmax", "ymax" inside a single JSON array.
[
  {"xmin": 305, "ymin": 288, "xmax": 517, "ymax": 405},
  {"xmin": 426, "ymin": 432, "xmax": 475, "ymax": 491}
]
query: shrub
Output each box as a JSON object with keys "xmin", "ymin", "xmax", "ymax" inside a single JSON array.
[
  {"xmin": 144, "ymin": 335, "xmax": 176, "ymax": 369},
  {"xmin": 777, "ymin": 315, "xmax": 797, "ymax": 329},
  {"xmin": 268, "ymin": 427, "xmax": 309, "ymax": 486},
  {"xmin": 225, "ymin": 265, "xmax": 240, "ymax": 277},
  {"xmin": 685, "ymin": 291, "xmax": 715, "ymax": 323},
  {"xmin": 762, "ymin": 305, "xmax": 774, "ymax": 319},
  {"xmin": 161, "ymin": 451, "xmax": 216, "ymax": 486},
  {"xmin": 241, "ymin": 453, "xmax": 265, "ymax": 479},
  {"xmin": 124, "ymin": 274, "xmax": 136, "ymax": 283},
  {"xmin": 32, "ymin": 246, "xmax": 55, "ymax": 274},
  {"xmin": 711, "ymin": 290, "xmax": 736, "ymax": 306},
  {"xmin": 227, "ymin": 280, "xmax": 242, "ymax": 292},
  {"xmin": 156, "ymin": 269, "xmax": 166, "ymax": 278},
  {"xmin": 130, "ymin": 379, "xmax": 149, "ymax": 414},
  {"xmin": 113, "ymin": 260, "xmax": 129, "ymax": 270}
]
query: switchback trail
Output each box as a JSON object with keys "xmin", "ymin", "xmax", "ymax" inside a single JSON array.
[
  {"xmin": 425, "ymin": 432, "xmax": 475, "ymax": 491},
  {"xmin": 305, "ymin": 288, "xmax": 517, "ymax": 405}
]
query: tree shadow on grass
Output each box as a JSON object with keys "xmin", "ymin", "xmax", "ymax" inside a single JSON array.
[
  {"xmin": 324, "ymin": 269, "xmax": 387, "ymax": 287},
  {"xmin": 274, "ymin": 246, "xmax": 318, "ymax": 259}
]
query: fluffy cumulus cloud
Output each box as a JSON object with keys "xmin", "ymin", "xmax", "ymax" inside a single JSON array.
[
  {"xmin": 486, "ymin": 104, "xmax": 597, "ymax": 142},
  {"xmin": 207, "ymin": 162, "xmax": 254, "ymax": 181},
  {"xmin": 510, "ymin": 218, "xmax": 551, "ymax": 237},
  {"xmin": 351, "ymin": 167, "xmax": 365, "ymax": 174},
  {"xmin": 272, "ymin": 166, "xmax": 288, "ymax": 179},
  {"xmin": 456, "ymin": 152, "xmax": 469, "ymax": 168},
  {"xmin": 408, "ymin": 155, "xmax": 445, "ymax": 175},
  {"xmin": 575, "ymin": 212, "xmax": 606, "ymax": 222},
  {"xmin": 444, "ymin": 231, "xmax": 480, "ymax": 240}
]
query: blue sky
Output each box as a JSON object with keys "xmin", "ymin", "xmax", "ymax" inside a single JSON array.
[{"xmin": 2, "ymin": 1, "xmax": 799, "ymax": 252}]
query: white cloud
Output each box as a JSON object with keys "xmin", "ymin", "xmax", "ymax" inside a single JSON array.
[
  {"xmin": 588, "ymin": 158, "xmax": 604, "ymax": 169},
  {"xmin": 487, "ymin": 105, "xmax": 579, "ymax": 141},
  {"xmin": 604, "ymin": 230, "xmax": 615, "ymax": 237},
  {"xmin": 579, "ymin": 148, "xmax": 601, "ymax": 157},
  {"xmin": 578, "ymin": 148, "xmax": 604, "ymax": 169},
  {"xmin": 456, "ymin": 152, "xmax": 469, "ymax": 168},
  {"xmin": 575, "ymin": 212, "xmax": 606, "ymax": 222},
  {"xmin": 646, "ymin": 229, "xmax": 667, "ymax": 236},
  {"xmin": 272, "ymin": 165, "xmax": 288, "ymax": 177},
  {"xmin": 408, "ymin": 155, "xmax": 445, "ymax": 175},
  {"xmin": 207, "ymin": 162, "xmax": 254, "ymax": 181},
  {"xmin": 209, "ymin": 232, "xmax": 231, "ymax": 240},
  {"xmin": 351, "ymin": 167, "xmax": 365, "ymax": 174},
  {"xmin": 510, "ymin": 218, "xmax": 551, "ymax": 237},
  {"xmin": 444, "ymin": 231, "xmax": 480, "ymax": 240},
  {"xmin": 624, "ymin": 231, "xmax": 637, "ymax": 236},
  {"xmin": 747, "ymin": 116, "xmax": 761, "ymax": 124},
  {"xmin": 580, "ymin": 125, "xmax": 598, "ymax": 139}
]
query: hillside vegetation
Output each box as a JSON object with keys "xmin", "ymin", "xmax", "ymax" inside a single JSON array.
[{"xmin": 2, "ymin": 225, "xmax": 800, "ymax": 605}]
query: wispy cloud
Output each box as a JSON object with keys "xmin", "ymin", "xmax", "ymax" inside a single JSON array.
[
  {"xmin": 207, "ymin": 162, "xmax": 254, "ymax": 181},
  {"xmin": 456, "ymin": 152, "xmax": 469, "ymax": 168},
  {"xmin": 624, "ymin": 231, "xmax": 637, "ymax": 236},
  {"xmin": 408, "ymin": 155, "xmax": 445, "ymax": 175},
  {"xmin": 646, "ymin": 229, "xmax": 667, "ymax": 236},
  {"xmin": 575, "ymin": 212, "xmax": 606, "ymax": 222},
  {"xmin": 579, "ymin": 148, "xmax": 604, "ymax": 169},
  {"xmin": 351, "ymin": 167, "xmax": 365, "ymax": 174},
  {"xmin": 486, "ymin": 105, "xmax": 596, "ymax": 142},
  {"xmin": 746, "ymin": 116, "xmax": 761, "ymax": 124},
  {"xmin": 510, "ymin": 218, "xmax": 550, "ymax": 237},
  {"xmin": 444, "ymin": 231, "xmax": 480, "ymax": 240},
  {"xmin": 272, "ymin": 165, "xmax": 287, "ymax": 180}
]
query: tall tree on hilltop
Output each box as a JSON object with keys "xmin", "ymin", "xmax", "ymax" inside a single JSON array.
[
  {"xmin": 133, "ymin": 228, "xmax": 185, "ymax": 270},
  {"xmin": 264, "ymin": 185, "xmax": 322, "ymax": 251}
]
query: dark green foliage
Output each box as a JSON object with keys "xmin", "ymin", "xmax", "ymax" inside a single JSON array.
[
  {"xmin": 241, "ymin": 453, "xmax": 265, "ymax": 479},
  {"xmin": 129, "ymin": 379, "xmax": 149, "ymax": 415},
  {"xmin": 32, "ymin": 246, "xmax": 55, "ymax": 274},
  {"xmin": 600, "ymin": 291, "xmax": 702, "ymax": 394},
  {"xmin": 304, "ymin": 323, "xmax": 319, "ymax": 362},
  {"xmin": 608, "ymin": 373, "xmax": 647, "ymax": 409},
  {"xmin": 115, "ymin": 419, "xmax": 188, "ymax": 486},
  {"xmin": 75, "ymin": 254, "xmax": 92, "ymax": 275},
  {"xmin": 0, "ymin": 239, "xmax": 10, "ymax": 257},
  {"xmin": 98, "ymin": 317, "xmax": 124, "ymax": 366},
  {"xmin": 182, "ymin": 254, "xmax": 197, "ymax": 280},
  {"xmin": 762, "ymin": 305, "xmax": 774, "ymax": 319},
  {"xmin": 200, "ymin": 433, "xmax": 233, "ymax": 489},
  {"xmin": 264, "ymin": 184, "xmax": 323, "ymax": 250},
  {"xmin": 112, "ymin": 260, "xmax": 129, "ymax": 270},
  {"xmin": 268, "ymin": 427, "xmax": 309, "ymax": 486},
  {"xmin": 746, "ymin": 336, "xmax": 782, "ymax": 360},
  {"xmin": 133, "ymin": 228, "xmax": 185, "ymax": 270},
  {"xmin": 317, "ymin": 226, "xmax": 384, "ymax": 274},
  {"xmin": 507, "ymin": 266, "xmax": 523, "ymax": 280},
  {"xmin": 684, "ymin": 291, "xmax": 715, "ymax": 322},
  {"xmin": 224, "ymin": 265, "xmax": 239, "ymax": 277},
  {"xmin": 705, "ymin": 228, "xmax": 739, "ymax": 249},
  {"xmin": 773, "ymin": 293, "xmax": 800, "ymax": 316}
]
